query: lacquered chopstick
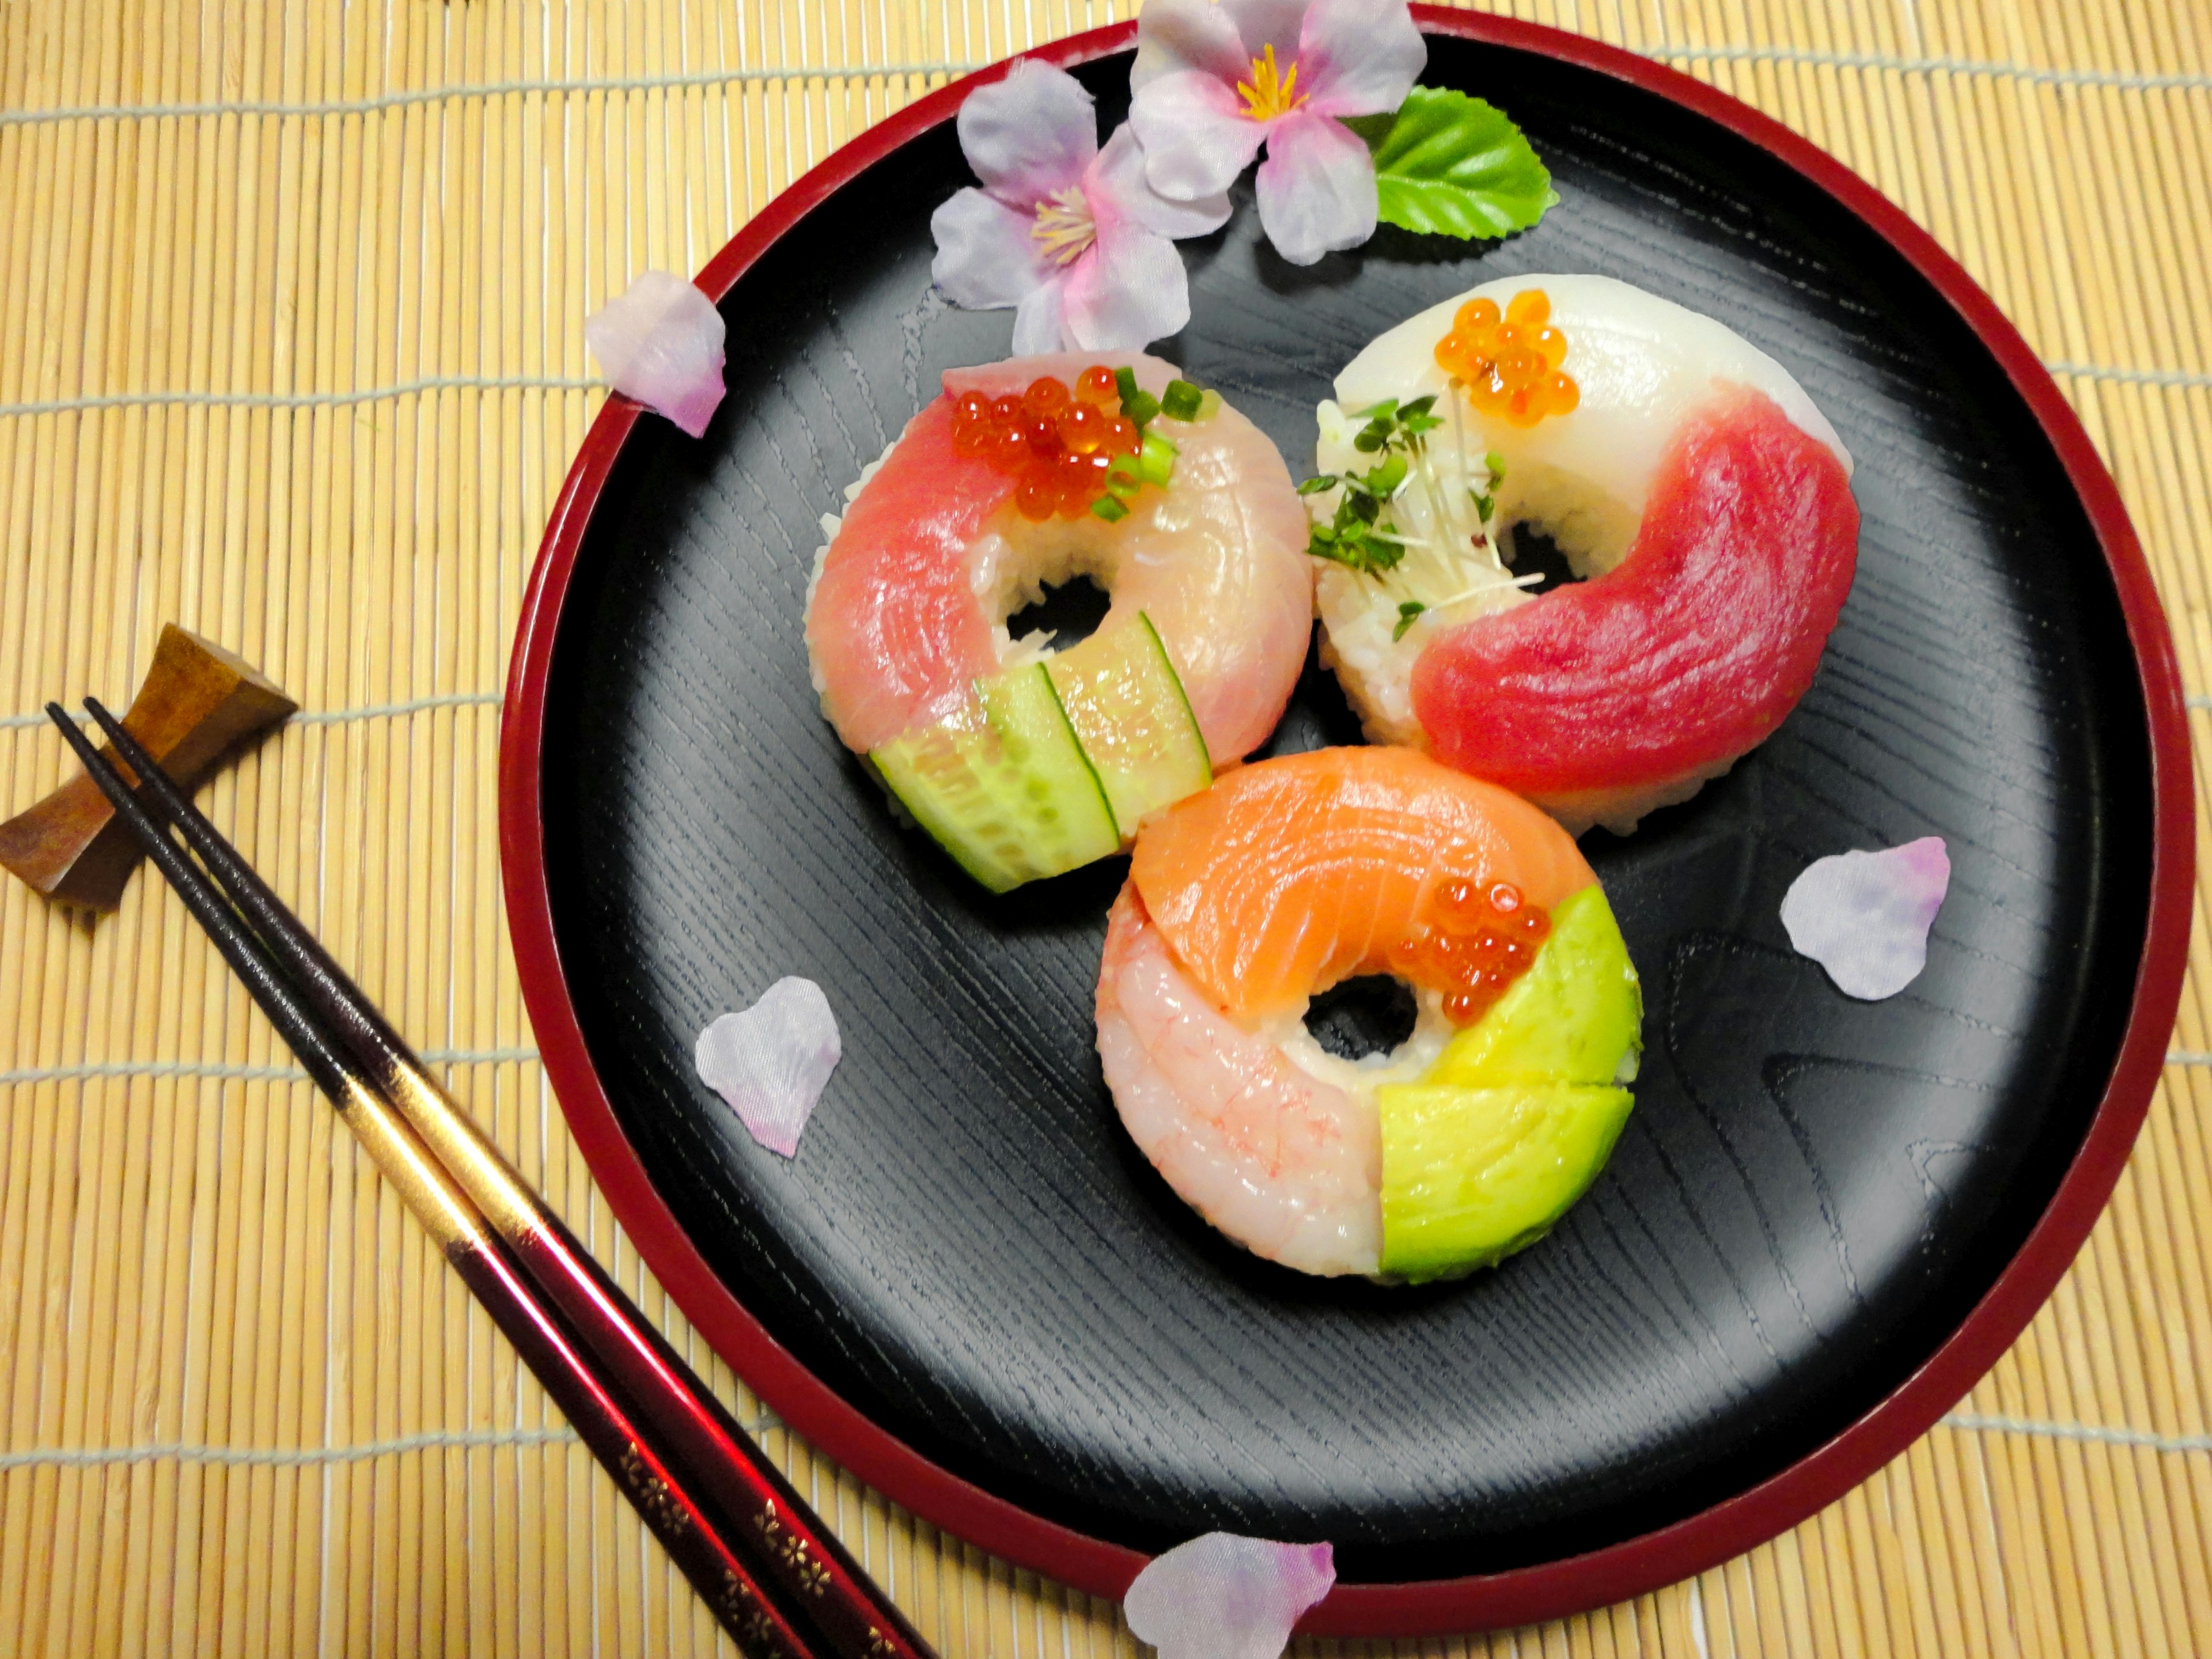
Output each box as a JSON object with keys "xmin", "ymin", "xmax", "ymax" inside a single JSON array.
[
  {"xmin": 75, "ymin": 698, "xmax": 937, "ymax": 1659},
  {"xmin": 46, "ymin": 704, "xmax": 823, "ymax": 1659}
]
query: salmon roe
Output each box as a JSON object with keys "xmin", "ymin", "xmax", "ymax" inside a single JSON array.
[
  {"xmin": 950, "ymin": 365, "xmax": 1143, "ymax": 520},
  {"xmin": 1433, "ymin": 289, "xmax": 1579, "ymax": 430},
  {"xmin": 1389, "ymin": 877, "xmax": 1552, "ymax": 1026}
]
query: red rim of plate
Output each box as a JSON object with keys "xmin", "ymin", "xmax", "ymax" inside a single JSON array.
[{"xmin": 499, "ymin": 10, "xmax": 2192, "ymax": 1634}]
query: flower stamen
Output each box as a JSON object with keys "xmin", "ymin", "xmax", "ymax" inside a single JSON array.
[
  {"xmin": 1030, "ymin": 186, "xmax": 1097, "ymax": 265},
  {"xmin": 1235, "ymin": 44, "xmax": 1306, "ymax": 122}
]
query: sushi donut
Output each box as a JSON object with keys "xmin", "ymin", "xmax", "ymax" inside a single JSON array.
[
  {"xmin": 1308, "ymin": 275, "xmax": 1859, "ymax": 834},
  {"xmin": 1096, "ymin": 746, "xmax": 1642, "ymax": 1281},
  {"xmin": 806, "ymin": 353, "xmax": 1312, "ymax": 770}
]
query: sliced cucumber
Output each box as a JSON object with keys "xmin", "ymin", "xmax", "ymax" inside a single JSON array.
[
  {"xmin": 869, "ymin": 663, "xmax": 1119, "ymax": 892},
  {"xmin": 1045, "ymin": 614, "xmax": 1212, "ymax": 840}
]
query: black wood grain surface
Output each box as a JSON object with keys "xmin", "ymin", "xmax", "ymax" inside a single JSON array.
[{"xmin": 536, "ymin": 39, "xmax": 2152, "ymax": 1581}]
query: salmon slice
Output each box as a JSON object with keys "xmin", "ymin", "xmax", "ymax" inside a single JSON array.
[
  {"xmin": 1411, "ymin": 387, "xmax": 1859, "ymax": 801},
  {"xmin": 1129, "ymin": 747, "xmax": 1597, "ymax": 1021}
]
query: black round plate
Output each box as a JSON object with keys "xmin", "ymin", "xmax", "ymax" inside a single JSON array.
[{"xmin": 525, "ymin": 29, "xmax": 2163, "ymax": 1590}]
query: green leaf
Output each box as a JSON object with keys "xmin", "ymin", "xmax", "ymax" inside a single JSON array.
[
  {"xmin": 1297, "ymin": 473, "xmax": 1340, "ymax": 495},
  {"xmin": 1393, "ymin": 601, "xmax": 1426, "ymax": 641},
  {"xmin": 1368, "ymin": 88, "xmax": 1558, "ymax": 241}
]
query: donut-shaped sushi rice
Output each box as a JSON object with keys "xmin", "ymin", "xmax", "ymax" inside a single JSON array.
[
  {"xmin": 1311, "ymin": 275, "xmax": 1859, "ymax": 834},
  {"xmin": 1097, "ymin": 747, "xmax": 1642, "ymax": 1280},
  {"xmin": 806, "ymin": 354, "xmax": 1312, "ymax": 770}
]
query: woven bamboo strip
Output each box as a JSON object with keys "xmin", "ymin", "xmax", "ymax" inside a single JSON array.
[{"xmin": 3, "ymin": 0, "xmax": 2212, "ymax": 1653}]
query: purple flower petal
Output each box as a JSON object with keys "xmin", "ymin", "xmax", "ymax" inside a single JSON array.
[
  {"xmin": 1010, "ymin": 275, "xmax": 1070, "ymax": 354},
  {"xmin": 1781, "ymin": 838, "xmax": 1951, "ymax": 1000},
  {"xmin": 931, "ymin": 187, "xmax": 1059, "ymax": 309},
  {"xmin": 1219, "ymin": 0, "xmax": 1312, "ymax": 62},
  {"xmin": 1065, "ymin": 222, "xmax": 1191, "ymax": 351},
  {"xmin": 1296, "ymin": 0, "xmax": 1425, "ymax": 116},
  {"xmin": 1089, "ymin": 123, "xmax": 1233, "ymax": 241},
  {"xmin": 1255, "ymin": 108, "xmax": 1376, "ymax": 264},
  {"xmin": 1132, "ymin": 69, "xmax": 1269, "ymax": 202},
  {"xmin": 958, "ymin": 59, "xmax": 1097, "ymax": 209},
  {"xmin": 694, "ymin": 978, "xmax": 842, "ymax": 1158},
  {"xmin": 1124, "ymin": 1534, "xmax": 1335, "ymax": 1659},
  {"xmin": 1132, "ymin": 0, "xmax": 1251, "ymax": 92},
  {"xmin": 584, "ymin": 271, "xmax": 727, "ymax": 437}
]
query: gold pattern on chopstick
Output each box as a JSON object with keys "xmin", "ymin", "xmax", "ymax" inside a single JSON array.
[
  {"xmin": 719, "ymin": 1570, "xmax": 785, "ymax": 1656},
  {"xmin": 618, "ymin": 1442, "xmax": 691, "ymax": 1536},
  {"xmin": 756, "ymin": 1501, "xmax": 832, "ymax": 1594},
  {"xmin": 332, "ymin": 1077, "xmax": 480, "ymax": 1252},
  {"xmin": 868, "ymin": 1625, "xmax": 898, "ymax": 1657}
]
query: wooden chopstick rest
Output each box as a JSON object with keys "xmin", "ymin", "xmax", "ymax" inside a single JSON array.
[{"xmin": 0, "ymin": 625, "xmax": 294, "ymax": 910}]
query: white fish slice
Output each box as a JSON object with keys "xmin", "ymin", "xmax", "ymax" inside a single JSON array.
[
  {"xmin": 585, "ymin": 270, "xmax": 728, "ymax": 437},
  {"xmin": 1124, "ymin": 1533, "xmax": 1335, "ymax": 1659},
  {"xmin": 695, "ymin": 978, "xmax": 842, "ymax": 1157},
  {"xmin": 1781, "ymin": 837, "xmax": 1951, "ymax": 1000}
]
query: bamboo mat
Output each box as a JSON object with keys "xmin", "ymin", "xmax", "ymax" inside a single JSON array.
[{"xmin": 1, "ymin": 0, "xmax": 2208, "ymax": 1652}]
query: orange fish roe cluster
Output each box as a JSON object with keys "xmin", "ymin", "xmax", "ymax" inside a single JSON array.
[
  {"xmin": 1391, "ymin": 878, "xmax": 1554, "ymax": 1025},
  {"xmin": 950, "ymin": 365, "xmax": 1142, "ymax": 521},
  {"xmin": 1433, "ymin": 289, "xmax": 1579, "ymax": 429}
]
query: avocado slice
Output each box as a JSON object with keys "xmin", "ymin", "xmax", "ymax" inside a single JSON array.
[
  {"xmin": 1377, "ymin": 1082, "xmax": 1635, "ymax": 1281},
  {"xmin": 1374, "ymin": 884, "xmax": 1643, "ymax": 1280},
  {"xmin": 1426, "ymin": 885, "xmax": 1643, "ymax": 1087}
]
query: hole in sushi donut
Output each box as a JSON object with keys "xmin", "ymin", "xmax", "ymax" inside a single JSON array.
[
  {"xmin": 1005, "ymin": 574, "xmax": 1111, "ymax": 652},
  {"xmin": 1303, "ymin": 975, "xmax": 1420, "ymax": 1062},
  {"xmin": 1499, "ymin": 524, "xmax": 1581, "ymax": 595}
]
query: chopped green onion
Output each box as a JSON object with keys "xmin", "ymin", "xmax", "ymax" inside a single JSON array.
[
  {"xmin": 1393, "ymin": 601, "xmax": 1426, "ymax": 641},
  {"xmin": 1297, "ymin": 474, "xmax": 1339, "ymax": 495},
  {"xmin": 1124, "ymin": 390, "xmax": 1161, "ymax": 428},
  {"xmin": 1139, "ymin": 430, "xmax": 1178, "ymax": 486},
  {"xmin": 1114, "ymin": 365, "xmax": 1141, "ymax": 408},
  {"xmin": 1091, "ymin": 494, "xmax": 1131, "ymax": 523},
  {"xmin": 1194, "ymin": 389, "xmax": 1222, "ymax": 421},
  {"xmin": 1161, "ymin": 379, "xmax": 1205, "ymax": 422}
]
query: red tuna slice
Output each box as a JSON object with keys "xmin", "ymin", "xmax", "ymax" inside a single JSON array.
[
  {"xmin": 804, "ymin": 397, "xmax": 1013, "ymax": 754},
  {"xmin": 1410, "ymin": 386, "xmax": 1859, "ymax": 819}
]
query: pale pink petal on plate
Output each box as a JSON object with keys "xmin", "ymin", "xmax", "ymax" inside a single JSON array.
[
  {"xmin": 1296, "ymin": 0, "xmax": 1425, "ymax": 115},
  {"xmin": 584, "ymin": 271, "xmax": 728, "ymax": 437},
  {"xmin": 1132, "ymin": 70, "xmax": 1269, "ymax": 202},
  {"xmin": 694, "ymin": 978, "xmax": 842, "ymax": 1158},
  {"xmin": 1125, "ymin": 1534, "xmax": 1335, "ymax": 1659},
  {"xmin": 931, "ymin": 186, "xmax": 1059, "ymax": 309},
  {"xmin": 1063, "ymin": 222, "xmax": 1191, "ymax": 351},
  {"xmin": 959, "ymin": 59, "xmax": 1097, "ymax": 209},
  {"xmin": 1132, "ymin": 0, "xmax": 1252, "ymax": 92},
  {"xmin": 1089, "ymin": 124, "xmax": 1233, "ymax": 241},
  {"xmin": 1220, "ymin": 0, "xmax": 1313, "ymax": 63},
  {"xmin": 1254, "ymin": 108, "xmax": 1376, "ymax": 264},
  {"xmin": 1780, "ymin": 837, "xmax": 1951, "ymax": 1000}
]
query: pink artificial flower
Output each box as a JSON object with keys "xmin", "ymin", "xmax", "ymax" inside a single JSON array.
[
  {"xmin": 1130, "ymin": 0, "xmax": 1425, "ymax": 266},
  {"xmin": 931, "ymin": 60, "xmax": 1232, "ymax": 353}
]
